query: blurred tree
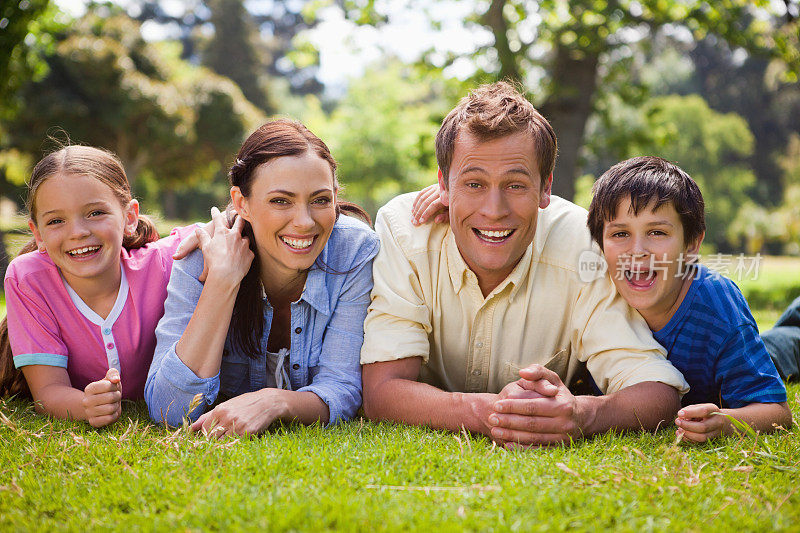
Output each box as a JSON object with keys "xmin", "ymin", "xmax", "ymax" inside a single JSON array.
[
  {"xmin": 313, "ymin": 60, "xmax": 457, "ymax": 216},
  {"xmin": 2, "ymin": 7, "xmax": 264, "ymax": 218},
  {"xmin": 337, "ymin": 0, "xmax": 799, "ymax": 201},
  {"xmin": 133, "ymin": 0, "xmax": 323, "ymax": 101}
]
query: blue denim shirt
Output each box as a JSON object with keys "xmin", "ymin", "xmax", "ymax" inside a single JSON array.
[{"xmin": 145, "ymin": 214, "xmax": 379, "ymax": 427}]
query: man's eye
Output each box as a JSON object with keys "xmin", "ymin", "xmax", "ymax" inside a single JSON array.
[{"xmin": 466, "ymin": 182, "xmax": 481, "ymax": 189}]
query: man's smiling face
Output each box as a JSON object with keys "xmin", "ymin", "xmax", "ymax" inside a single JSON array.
[{"xmin": 439, "ymin": 130, "xmax": 552, "ymax": 295}]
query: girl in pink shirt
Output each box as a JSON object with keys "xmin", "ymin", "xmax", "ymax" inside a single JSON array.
[{"xmin": 0, "ymin": 145, "xmax": 195, "ymax": 427}]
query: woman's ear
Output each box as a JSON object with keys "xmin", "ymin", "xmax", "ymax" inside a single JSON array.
[
  {"xmin": 230, "ymin": 186, "xmax": 250, "ymax": 222},
  {"xmin": 124, "ymin": 199, "xmax": 140, "ymax": 236}
]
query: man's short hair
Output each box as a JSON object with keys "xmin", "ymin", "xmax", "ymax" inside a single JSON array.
[
  {"xmin": 435, "ymin": 81, "xmax": 557, "ymax": 188},
  {"xmin": 587, "ymin": 156, "xmax": 706, "ymax": 249}
]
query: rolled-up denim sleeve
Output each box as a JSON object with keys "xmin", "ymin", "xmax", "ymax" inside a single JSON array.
[
  {"xmin": 145, "ymin": 249, "xmax": 220, "ymax": 426},
  {"xmin": 298, "ymin": 236, "xmax": 379, "ymax": 425}
]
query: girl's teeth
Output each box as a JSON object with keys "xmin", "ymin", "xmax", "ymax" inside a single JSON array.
[
  {"xmin": 281, "ymin": 237, "xmax": 313, "ymax": 249},
  {"xmin": 68, "ymin": 246, "xmax": 100, "ymax": 256}
]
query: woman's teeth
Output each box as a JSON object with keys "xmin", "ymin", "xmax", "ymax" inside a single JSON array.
[
  {"xmin": 67, "ymin": 246, "xmax": 100, "ymax": 257},
  {"xmin": 281, "ymin": 237, "xmax": 313, "ymax": 249}
]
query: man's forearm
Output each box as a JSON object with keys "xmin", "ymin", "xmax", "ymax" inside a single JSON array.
[
  {"xmin": 363, "ymin": 377, "xmax": 497, "ymax": 436},
  {"xmin": 577, "ymin": 381, "xmax": 680, "ymax": 436}
]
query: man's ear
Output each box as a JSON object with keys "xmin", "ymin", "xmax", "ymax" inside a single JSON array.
[
  {"xmin": 124, "ymin": 199, "xmax": 140, "ymax": 236},
  {"xmin": 437, "ymin": 169, "xmax": 449, "ymax": 207},
  {"xmin": 230, "ymin": 186, "xmax": 251, "ymax": 222},
  {"xmin": 539, "ymin": 173, "xmax": 553, "ymax": 209},
  {"xmin": 28, "ymin": 219, "xmax": 45, "ymax": 251}
]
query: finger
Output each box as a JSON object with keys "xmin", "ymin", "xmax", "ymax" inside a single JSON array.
[
  {"xmin": 678, "ymin": 430, "xmax": 711, "ymax": 443},
  {"xmin": 518, "ymin": 364, "xmax": 563, "ymax": 387},
  {"xmin": 516, "ymin": 378, "xmax": 559, "ymax": 397},
  {"xmin": 199, "ymin": 263, "xmax": 209, "ymax": 283},
  {"xmin": 195, "ymin": 227, "xmax": 212, "ymax": 249},
  {"xmin": 87, "ymin": 402, "xmax": 120, "ymax": 418},
  {"xmin": 173, "ymin": 233, "xmax": 199, "ymax": 260},
  {"xmin": 412, "ymin": 184, "xmax": 437, "ymax": 212},
  {"xmin": 210, "ymin": 206, "xmax": 226, "ymax": 231},
  {"xmin": 489, "ymin": 413, "xmax": 572, "ymax": 434},
  {"xmin": 84, "ymin": 390, "xmax": 122, "ymax": 408},
  {"xmin": 231, "ymin": 213, "xmax": 245, "ymax": 234},
  {"xmin": 677, "ymin": 403, "xmax": 719, "ymax": 419},
  {"xmin": 675, "ymin": 417, "xmax": 715, "ymax": 434},
  {"xmin": 494, "ymin": 397, "xmax": 561, "ymax": 417},
  {"xmin": 190, "ymin": 412, "xmax": 209, "ymax": 432},
  {"xmin": 418, "ymin": 199, "xmax": 445, "ymax": 224},
  {"xmin": 88, "ymin": 412, "xmax": 120, "ymax": 428},
  {"xmin": 434, "ymin": 212, "xmax": 449, "ymax": 224},
  {"xmin": 105, "ymin": 367, "xmax": 121, "ymax": 384},
  {"xmin": 84, "ymin": 378, "xmax": 118, "ymax": 396},
  {"xmin": 490, "ymin": 426, "xmax": 569, "ymax": 446}
]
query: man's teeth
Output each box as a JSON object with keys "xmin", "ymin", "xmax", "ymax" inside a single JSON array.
[
  {"xmin": 281, "ymin": 237, "xmax": 313, "ymax": 249},
  {"xmin": 477, "ymin": 229, "xmax": 512, "ymax": 238},
  {"xmin": 67, "ymin": 246, "xmax": 100, "ymax": 256}
]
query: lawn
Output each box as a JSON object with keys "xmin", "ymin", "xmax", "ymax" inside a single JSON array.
[{"xmin": 1, "ymin": 258, "xmax": 799, "ymax": 531}]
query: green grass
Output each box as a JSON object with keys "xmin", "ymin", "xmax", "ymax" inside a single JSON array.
[
  {"xmin": 1, "ymin": 390, "xmax": 799, "ymax": 531},
  {"xmin": 1, "ymin": 257, "xmax": 799, "ymax": 530}
]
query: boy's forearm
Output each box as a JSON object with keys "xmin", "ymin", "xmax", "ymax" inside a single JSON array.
[{"xmin": 720, "ymin": 402, "xmax": 793, "ymax": 435}]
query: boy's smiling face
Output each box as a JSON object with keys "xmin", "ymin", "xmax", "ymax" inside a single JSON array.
[{"xmin": 601, "ymin": 197, "xmax": 703, "ymax": 331}]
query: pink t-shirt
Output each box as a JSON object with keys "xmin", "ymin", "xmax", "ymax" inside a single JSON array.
[{"xmin": 5, "ymin": 226, "xmax": 196, "ymax": 399}]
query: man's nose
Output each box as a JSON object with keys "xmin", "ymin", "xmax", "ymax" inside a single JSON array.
[{"xmin": 480, "ymin": 187, "xmax": 511, "ymax": 219}]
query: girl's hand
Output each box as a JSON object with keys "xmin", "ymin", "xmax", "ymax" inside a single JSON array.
[
  {"xmin": 190, "ymin": 389, "xmax": 289, "ymax": 437},
  {"xmin": 411, "ymin": 184, "xmax": 449, "ymax": 225},
  {"xmin": 675, "ymin": 403, "xmax": 727, "ymax": 443},
  {"xmin": 196, "ymin": 208, "xmax": 253, "ymax": 287},
  {"xmin": 82, "ymin": 368, "xmax": 122, "ymax": 428}
]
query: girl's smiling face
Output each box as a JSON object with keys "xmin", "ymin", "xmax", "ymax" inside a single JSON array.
[
  {"xmin": 601, "ymin": 197, "xmax": 703, "ymax": 331},
  {"xmin": 29, "ymin": 172, "xmax": 139, "ymax": 290},
  {"xmin": 232, "ymin": 152, "xmax": 337, "ymax": 281}
]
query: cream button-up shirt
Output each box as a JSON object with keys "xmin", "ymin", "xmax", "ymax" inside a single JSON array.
[{"xmin": 361, "ymin": 192, "xmax": 689, "ymax": 396}]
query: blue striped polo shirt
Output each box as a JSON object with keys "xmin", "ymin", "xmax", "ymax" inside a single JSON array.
[{"xmin": 653, "ymin": 264, "xmax": 786, "ymax": 408}]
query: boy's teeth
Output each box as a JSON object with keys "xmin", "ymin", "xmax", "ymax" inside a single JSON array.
[
  {"xmin": 68, "ymin": 246, "xmax": 100, "ymax": 256},
  {"xmin": 477, "ymin": 229, "xmax": 512, "ymax": 238},
  {"xmin": 281, "ymin": 237, "xmax": 313, "ymax": 249}
]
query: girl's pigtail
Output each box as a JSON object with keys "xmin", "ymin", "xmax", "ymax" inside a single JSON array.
[{"xmin": 122, "ymin": 214, "xmax": 159, "ymax": 249}]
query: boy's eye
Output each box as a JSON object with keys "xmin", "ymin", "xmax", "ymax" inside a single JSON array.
[
  {"xmin": 649, "ymin": 230, "xmax": 666, "ymax": 236},
  {"xmin": 610, "ymin": 231, "xmax": 628, "ymax": 238}
]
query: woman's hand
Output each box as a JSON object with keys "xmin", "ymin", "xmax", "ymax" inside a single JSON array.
[
  {"xmin": 411, "ymin": 184, "xmax": 449, "ymax": 225},
  {"xmin": 190, "ymin": 389, "xmax": 290, "ymax": 437},
  {"xmin": 196, "ymin": 207, "xmax": 253, "ymax": 287},
  {"xmin": 82, "ymin": 368, "xmax": 122, "ymax": 428}
]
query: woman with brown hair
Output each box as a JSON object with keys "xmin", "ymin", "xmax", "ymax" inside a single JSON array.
[{"xmin": 145, "ymin": 119, "xmax": 379, "ymax": 435}]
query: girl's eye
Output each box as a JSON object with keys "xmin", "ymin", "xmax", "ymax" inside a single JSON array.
[
  {"xmin": 88, "ymin": 210, "xmax": 106, "ymax": 217},
  {"xmin": 46, "ymin": 218, "xmax": 63, "ymax": 226}
]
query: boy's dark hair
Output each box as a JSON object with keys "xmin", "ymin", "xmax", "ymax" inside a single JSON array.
[
  {"xmin": 435, "ymin": 81, "xmax": 557, "ymax": 188},
  {"xmin": 587, "ymin": 156, "xmax": 705, "ymax": 249}
]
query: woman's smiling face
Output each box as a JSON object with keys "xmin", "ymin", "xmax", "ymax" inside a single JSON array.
[{"xmin": 232, "ymin": 151, "xmax": 337, "ymax": 280}]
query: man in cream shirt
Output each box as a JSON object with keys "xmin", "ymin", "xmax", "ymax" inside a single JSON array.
[{"xmin": 360, "ymin": 82, "xmax": 689, "ymax": 447}]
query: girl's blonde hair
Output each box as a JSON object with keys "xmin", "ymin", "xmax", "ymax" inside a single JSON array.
[{"xmin": 0, "ymin": 145, "xmax": 159, "ymax": 397}]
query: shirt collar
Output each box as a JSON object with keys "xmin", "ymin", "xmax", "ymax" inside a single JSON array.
[{"xmin": 444, "ymin": 228, "xmax": 535, "ymax": 299}]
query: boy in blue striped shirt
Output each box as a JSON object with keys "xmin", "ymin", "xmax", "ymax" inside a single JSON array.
[{"xmin": 588, "ymin": 156, "xmax": 792, "ymax": 443}]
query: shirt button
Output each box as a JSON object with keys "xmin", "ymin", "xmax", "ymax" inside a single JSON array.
[
  {"xmin": 292, "ymin": 363, "xmax": 300, "ymax": 370},
  {"xmin": 472, "ymin": 369, "xmax": 481, "ymax": 376},
  {"xmin": 294, "ymin": 327, "xmax": 302, "ymax": 334},
  {"xmin": 106, "ymin": 343, "xmax": 114, "ymax": 350},
  {"xmin": 103, "ymin": 328, "xmax": 111, "ymax": 335},
  {"xmin": 476, "ymin": 342, "xmax": 483, "ymax": 348}
]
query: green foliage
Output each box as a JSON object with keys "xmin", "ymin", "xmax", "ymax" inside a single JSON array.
[
  {"xmin": 626, "ymin": 94, "xmax": 756, "ymax": 251},
  {"xmin": 0, "ymin": 388, "xmax": 799, "ymax": 530},
  {"xmin": 1, "ymin": 7, "xmax": 264, "ymax": 218},
  {"xmin": 313, "ymin": 61, "xmax": 459, "ymax": 215}
]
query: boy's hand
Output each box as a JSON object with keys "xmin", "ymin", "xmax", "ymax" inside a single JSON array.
[
  {"xmin": 675, "ymin": 403, "xmax": 727, "ymax": 443},
  {"xmin": 411, "ymin": 184, "xmax": 448, "ymax": 225},
  {"xmin": 82, "ymin": 368, "xmax": 122, "ymax": 428}
]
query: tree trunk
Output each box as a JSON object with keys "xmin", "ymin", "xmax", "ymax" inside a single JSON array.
[
  {"xmin": 483, "ymin": 0, "xmax": 522, "ymax": 82},
  {"xmin": 162, "ymin": 188, "xmax": 178, "ymax": 220},
  {"xmin": 0, "ymin": 228, "xmax": 8, "ymax": 284},
  {"xmin": 539, "ymin": 44, "xmax": 600, "ymax": 201}
]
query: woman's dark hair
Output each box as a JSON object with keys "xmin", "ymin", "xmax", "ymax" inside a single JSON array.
[
  {"xmin": 1, "ymin": 144, "xmax": 160, "ymax": 398},
  {"xmin": 228, "ymin": 119, "xmax": 369, "ymax": 358}
]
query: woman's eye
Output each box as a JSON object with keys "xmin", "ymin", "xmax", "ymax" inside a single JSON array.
[
  {"xmin": 312, "ymin": 197, "xmax": 332, "ymax": 206},
  {"xmin": 270, "ymin": 198, "xmax": 290, "ymax": 205}
]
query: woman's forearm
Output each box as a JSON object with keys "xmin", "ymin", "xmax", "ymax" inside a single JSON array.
[
  {"xmin": 174, "ymin": 271, "xmax": 240, "ymax": 378},
  {"xmin": 277, "ymin": 390, "xmax": 330, "ymax": 426}
]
